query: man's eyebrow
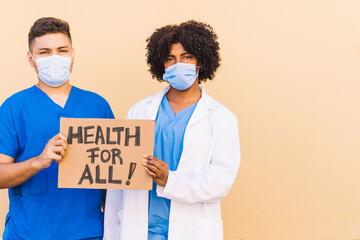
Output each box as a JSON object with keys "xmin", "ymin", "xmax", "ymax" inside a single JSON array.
[{"xmin": 36, "ymin": 46, "xmax": 69, "ymax": 51}]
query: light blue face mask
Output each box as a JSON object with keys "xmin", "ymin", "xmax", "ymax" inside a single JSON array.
[
  {"xmin": 30, "ymin": 53, "xmax": 72, "ymax": 87},
  {"xmin": 163, "ymin": 62, "xmax": 198, "ymax": 91}
]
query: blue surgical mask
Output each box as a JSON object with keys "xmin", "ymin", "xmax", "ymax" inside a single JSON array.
[
  {"xmin": 163, "ymin": 62, "xmax": 198, "ymax": 91},
  {"xmin": 30, "ymin": 53, "xmax": 72, "ymax": 87}
]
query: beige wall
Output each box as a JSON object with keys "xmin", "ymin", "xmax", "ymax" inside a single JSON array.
[{"xmin": 1, "ymin": 0, "xmax": 360, "ymax": 239}]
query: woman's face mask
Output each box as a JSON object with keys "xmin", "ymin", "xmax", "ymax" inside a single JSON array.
[{"xmin": 163, "ymin": 62, "xmax": 198, "ymax": 91}]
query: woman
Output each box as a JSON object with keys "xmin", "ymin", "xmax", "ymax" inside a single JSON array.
[{"xmin": 104, "ymin": 20, "xmax": 240, "ymax": 240}]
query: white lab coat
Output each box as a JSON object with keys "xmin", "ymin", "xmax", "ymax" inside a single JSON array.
[{"xmin": 104, "ymin": 86, "xmax": 240, "ymax": 240}]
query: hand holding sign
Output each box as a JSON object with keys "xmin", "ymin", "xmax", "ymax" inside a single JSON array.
[
  {"xmin": 59, "ymin": 118, "xmax": 154, "ymax": 190},
  {"xmin": 34, "ymin": 133, "xmax": 68, "ymax": 170},
  {"xmin": 142, "ymin": 155, "xmax": 169, "ymax": 187}
]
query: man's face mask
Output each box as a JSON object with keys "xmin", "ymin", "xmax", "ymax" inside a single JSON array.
[{"xmin": 30, "ymin": 52, "xmax": 72, "ymax": 87}]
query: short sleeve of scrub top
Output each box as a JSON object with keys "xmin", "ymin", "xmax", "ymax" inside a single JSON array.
[{"xmin": 0, "ymin": 98, "xmax": 19, "ymax": 158}]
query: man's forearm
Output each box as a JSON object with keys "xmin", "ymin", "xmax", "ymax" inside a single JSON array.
[{"xmin": 0, "ymin": 157, "xmax": 43, "ymax": 189}]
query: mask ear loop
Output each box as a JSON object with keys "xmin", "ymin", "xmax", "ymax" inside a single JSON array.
[
  {"xmin": 196, "ymin": 66, "xmax": 201, "ymax": 83},
  {"xmin": 69, "ymin": 49, "xmax": 74, "ymax": 59},
  {"xmin": 195, "ymin": 66, "xmax": 200, "ymax": 75},
  {"xmin": 29, "ymin": 51, "xmax": 36, "ymax": 61}
]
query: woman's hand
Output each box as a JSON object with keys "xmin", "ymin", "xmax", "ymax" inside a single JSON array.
[{"xmin": 142, "ymin": 155, "xmax": 169, "ymax": 187}]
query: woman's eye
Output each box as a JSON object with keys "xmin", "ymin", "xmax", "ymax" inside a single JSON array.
[{"xmin": 166, "ymin": 57, "xmax": 174, "ymax": 62}]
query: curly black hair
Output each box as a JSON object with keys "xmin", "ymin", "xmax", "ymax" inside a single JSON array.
[{"xmin": 146, "ymin": 20, "xmax": 221, "ymax": 83}]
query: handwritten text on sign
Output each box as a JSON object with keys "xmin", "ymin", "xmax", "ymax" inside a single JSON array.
[{"xmin": 58, "ymin": 118, "xmax": 154, "ymax": 190}]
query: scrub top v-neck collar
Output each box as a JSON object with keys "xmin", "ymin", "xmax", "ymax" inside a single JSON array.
[
  {"xmin": 163, "ymin": 95, "xmax": 198, "ymax": 120},
  {"xmin": 32, "ymin": 85, "xmax": 76, "ymax": 112}
]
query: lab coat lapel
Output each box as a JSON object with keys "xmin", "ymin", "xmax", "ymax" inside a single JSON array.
[
  {"xmin": 144, "ymin": 86, "xmax": 170, "ymax": 119},
  {"xmin": 187, "ymin": 87, "xmax": 216, "ymax": 127}
]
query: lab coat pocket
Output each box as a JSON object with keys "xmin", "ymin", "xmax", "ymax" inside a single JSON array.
[
  {"xmin": 104, "ymin": 210, "xmax": 123, "ymax": 240},
  {"xmin": 196, "ymin": 218, "xmax": 223, "ymax": 240},
  {"xmin": 117, "ymin": 209, "xmax": 124, "ymax": 223},
  {"xmin": 116, "ymin": 209, "xmax": 124, "ymax": 230}
]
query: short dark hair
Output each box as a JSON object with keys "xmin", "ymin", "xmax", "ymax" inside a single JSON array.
[
  {"xmin": 28, "ymin": 17, "xmax": 72, "ymax": 51},
  {"xmin": 146, "ymin": 20, "xmax": 221, "ymax": 83}
]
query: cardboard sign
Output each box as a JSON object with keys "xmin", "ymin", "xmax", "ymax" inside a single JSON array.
[{"xmin": 58, "ymin": 118, "xmax": 154, "ymax": 190}]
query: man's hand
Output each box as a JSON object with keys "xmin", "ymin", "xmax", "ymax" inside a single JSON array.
[
  {"xmin": 142, "ymin": 155, "xmax": 169, "ymax": 187},
  {"xmin": 33, "ymin": 133, "xmax": 68, "ymax": 170}
]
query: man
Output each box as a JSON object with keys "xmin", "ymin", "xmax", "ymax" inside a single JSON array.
[{"xmin": 0, "ymin": 17, "xmax": 114, "ymax": 239}]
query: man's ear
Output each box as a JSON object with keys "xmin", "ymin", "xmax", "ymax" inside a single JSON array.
[
  {"xmin": 70, "ymin": 47, "xmax": 75, "ymax": 71},
  {"xmin": 27, "ymin": 51, "xmax": 35, "ymax": 67}
]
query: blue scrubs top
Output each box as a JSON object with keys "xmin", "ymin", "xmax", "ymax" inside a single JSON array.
[
  {"xmin": 0, "ymin": 85, "xmax": 114, "ymax": 240},
  {"xmin": 148, "ymin": 95, "xmax": 197, "ymax": 240}
]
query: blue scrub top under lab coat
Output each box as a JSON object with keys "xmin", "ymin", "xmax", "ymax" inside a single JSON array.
[
  {"xmin": 148, "ymin": 95, "xmax": 197, "ymax": 240},
  {"xmin": 0, "ymin": 85, "xmax": 114, "ymax": 240}
]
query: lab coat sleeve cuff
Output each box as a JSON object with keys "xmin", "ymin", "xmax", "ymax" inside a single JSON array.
[{"xmin": 156, "ymin": 171, "xmax": 175, "ymax": 198}]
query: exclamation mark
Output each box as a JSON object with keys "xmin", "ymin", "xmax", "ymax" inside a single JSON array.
[{"xmin": 126, "ymin": 162, "xmax": 137, "ymax": 185}]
